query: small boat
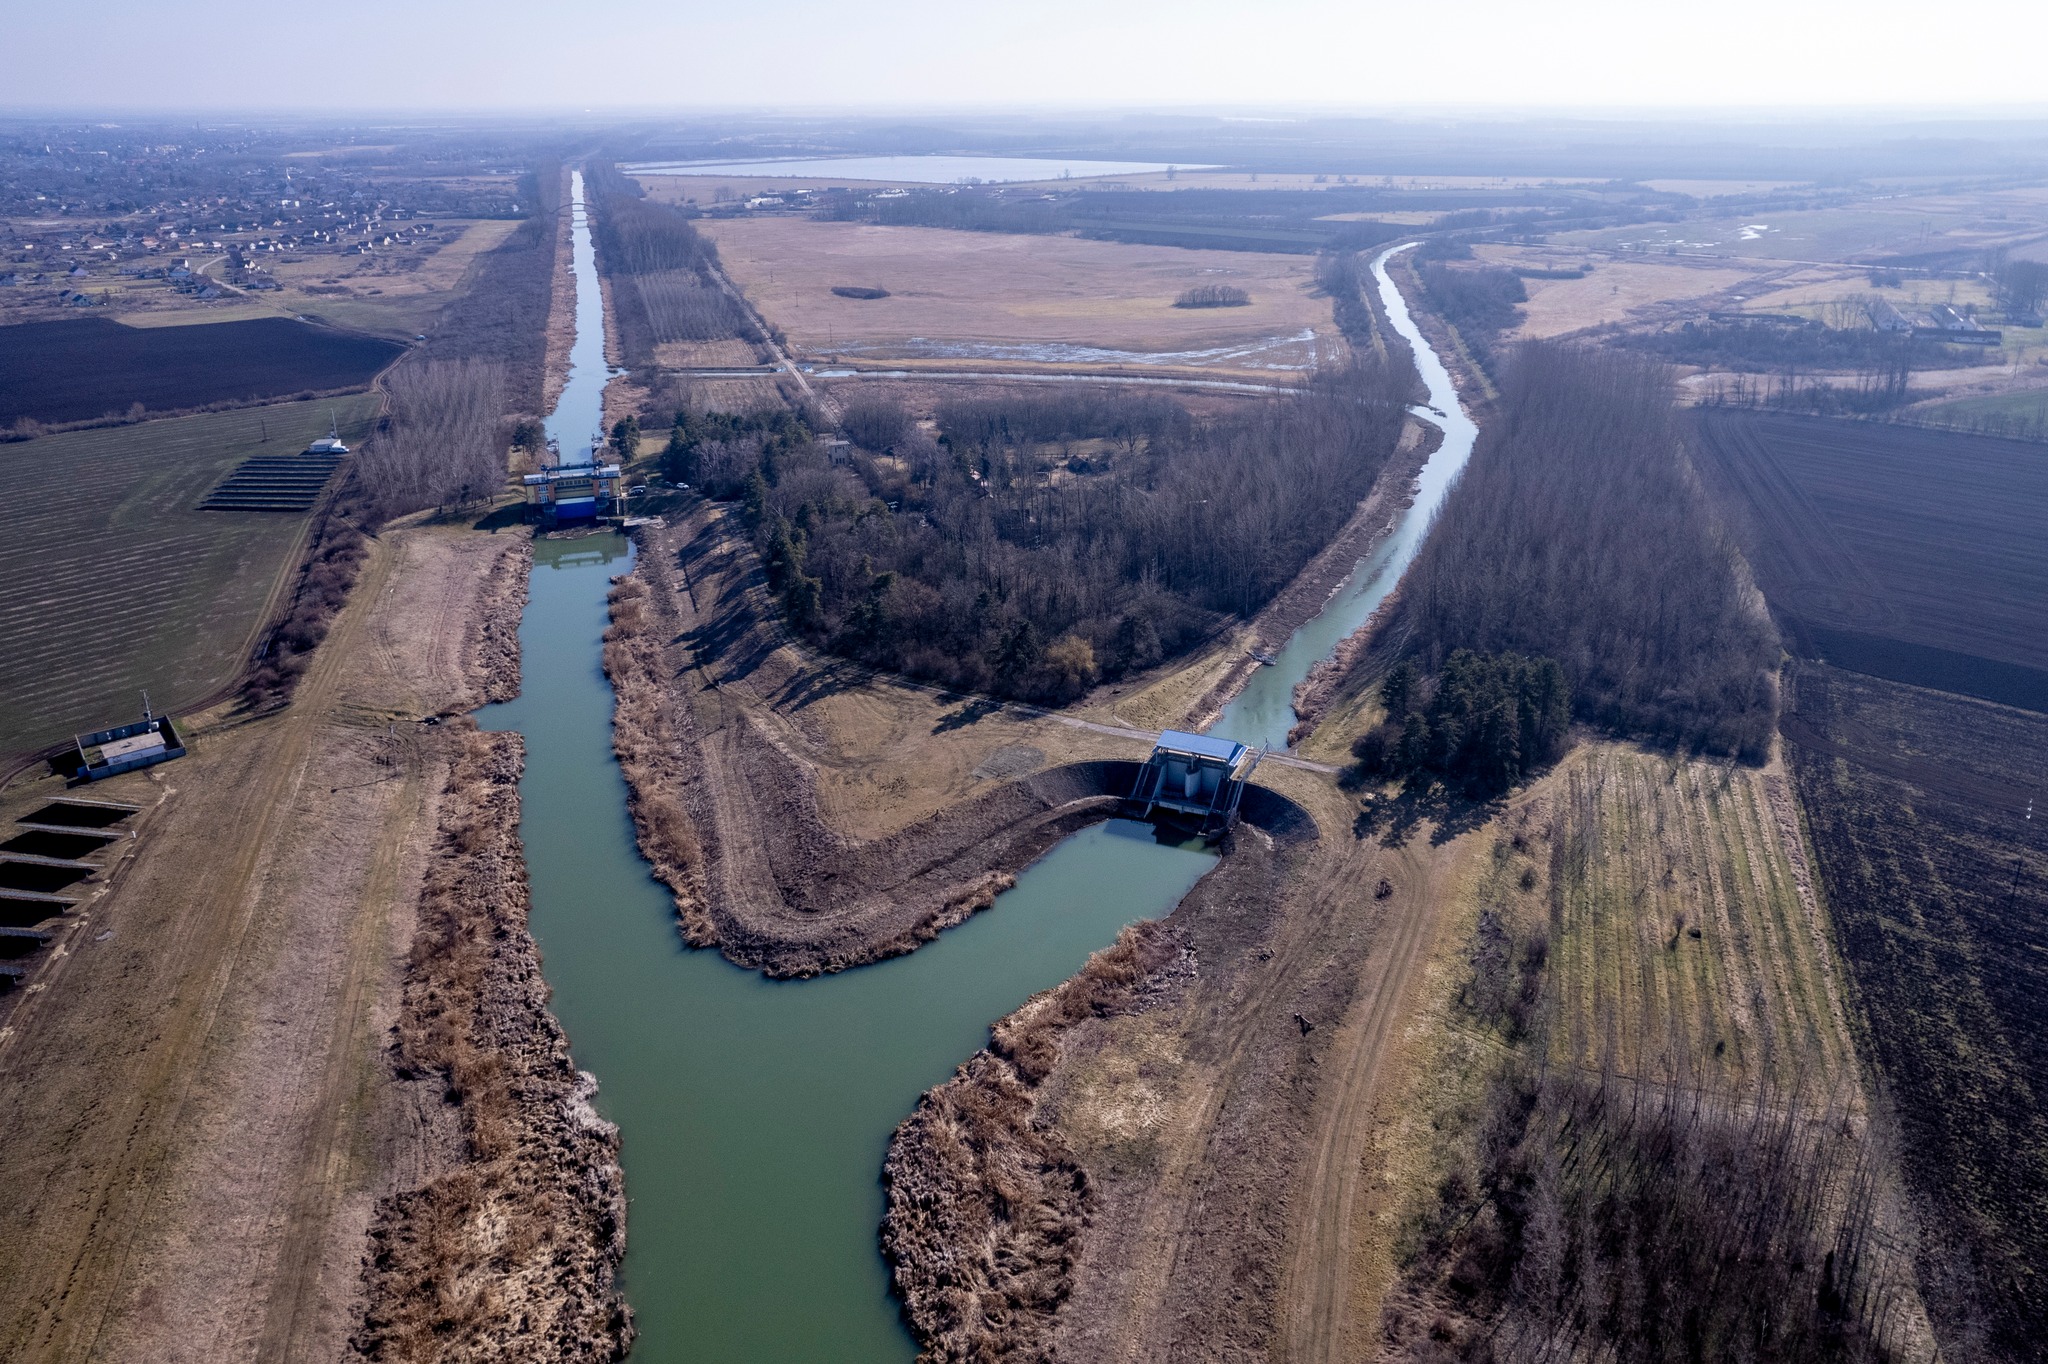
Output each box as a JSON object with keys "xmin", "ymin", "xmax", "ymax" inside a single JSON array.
[{"xmin": 1248, "ymin": 649, "xmax": 1277, "ymax": 666}]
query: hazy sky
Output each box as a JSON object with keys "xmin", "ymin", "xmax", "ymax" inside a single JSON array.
[{"xmin": 8, "ymin": 0, "xmax": 2046, "ymax": 112}]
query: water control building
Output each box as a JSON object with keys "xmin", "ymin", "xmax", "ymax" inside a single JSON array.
[
  {"xmin": 1129, "ymin": 729, "xmax": 1262, "ymax": 838},
  {"xmin": 523, "ymin": 459, "xmax": 624, "ymax": 523}
]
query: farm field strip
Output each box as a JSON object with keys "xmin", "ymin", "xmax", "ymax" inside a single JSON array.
[
  {"xmin": 1785, "ymin": 664, "xmax": 2048, "ymax": 1351},
  {"xmin": 1696, "ymin": 411, "xmax": 2048, "ymax": 677},
  {"xmin": 0, "ymin": 396, "xmax": 377, "ymax": 757},
  {"xmin": 1348, "ymin": 739, "xmax": 1880, "ymax": 1358},
  {"xmin": 1547, "ymin": 748, "xmax": 1855, "ymax": 1090},
  {"xmin": 0, "ymin": 317, "xmax": 402, "ymax": 427}
]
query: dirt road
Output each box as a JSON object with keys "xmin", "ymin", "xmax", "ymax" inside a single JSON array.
[
  {"xmin": 0, "ymin": 525, "xmax": 521, "ymax": 1363},
  {"xmin": 1274, "ymin": 829, "xmax": 1479, "ymax": 1364}
]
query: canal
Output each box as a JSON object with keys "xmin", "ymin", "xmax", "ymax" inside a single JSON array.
[
  {"xmin": 1211, "ymin": 244, "xmax": 1479, "ymax": 750},
  {"xmin": 481, "ymin": 202, "xmax": 1475, "ymax": 1361}
]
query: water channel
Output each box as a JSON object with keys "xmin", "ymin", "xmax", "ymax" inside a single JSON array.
[
  {"xmin": 481, "ymin": 204, "xmax": 1475, "ymax": 1361},
  {"xmin": 1211, "ymin": 244, "xmax": 1480, "ymax": 750}
]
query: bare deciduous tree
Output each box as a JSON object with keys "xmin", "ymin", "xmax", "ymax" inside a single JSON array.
[
  {"xmin": 1388, "ymin": 342, "xmax": 1780, "ymax": 758},
  {"xmin": 356, "ymin": 359, "xmax": 508, "ymax": 517}
]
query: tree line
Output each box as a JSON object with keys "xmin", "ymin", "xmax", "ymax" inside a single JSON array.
[
  {"xmin": 1989, "ymin": 251, "xmax": 2048, "ymax": 318},
  {"xmin": 1174, "ymin": 284, "xmax": 1250, "ymax": 308},
  {"xmin": 1379, "ymin": 343, "xmax": 1780, "ymax": 759},
  {"xmin": 661, "ymin": 365, "xmax": 1410, "ymax": 702},
  {"xmin": 585, "ymin": 161, "xmax": 718, "ymax": 275},
  {"xmin": 584, "ymin": 162, "xmax": 759, "ymax": 368},
  {"xmin": 822, "ymin": 184, "xmax": 1411, "ymax": 255},
  {"xmin": 934, "ymin": 390, "xmax": 1193, "ymax": 452}
]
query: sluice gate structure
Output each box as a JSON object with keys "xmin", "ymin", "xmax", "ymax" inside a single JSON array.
[{"xmin": 1127, "ymin": 729, "xmax": 1264, "ymax": 840}]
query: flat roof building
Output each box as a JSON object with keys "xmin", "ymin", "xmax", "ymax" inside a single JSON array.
[
  {"xmin": 523, "ymin": 460, "xmax": 624, "ymax": 523},
  {"xmin": 1130, "ymin": 729, "xmax": 1262, "ymax": 838}
]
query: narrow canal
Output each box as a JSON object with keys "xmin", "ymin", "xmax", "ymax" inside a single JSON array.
[
  {"xmin": 1211, "ymin": 243, "xmax": 1480, "ymax": 750},
  {"xmin": 481, "ymin": 201, "xmax": 1475, "ymax": 1362}
]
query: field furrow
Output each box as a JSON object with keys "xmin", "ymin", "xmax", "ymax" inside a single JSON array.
[{"xmin": 0, "ymin": 395, "xmax": 377, "ymax": 757}]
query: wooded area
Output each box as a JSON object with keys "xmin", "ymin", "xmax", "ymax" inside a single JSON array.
[
  {"xmin": 663, "ymin": 366, "xmax": 1409, "ymax": 701},
  {"xmin": 426, "ymin": 162, "xmax": 560, "ymax": 418},
  {"xmin": 1383, "ymin": 343, "xmax": 1779, "ymax": 758},
  {"xmin": 1347, "ymin": 651, "xmax": 1570, "ymax": 797},
  {"xmin": 355, "ymin": 359, "xmax": 508, "ymax": 518},
  {"xmin": 1419, "ymin": 261, "xmax": 1526, "ymax": 368}
]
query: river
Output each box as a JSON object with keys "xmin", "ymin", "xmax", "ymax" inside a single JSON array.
[{"xmin": 480, "ymin": 207, "xmax": 1474, "ymax": 1361}]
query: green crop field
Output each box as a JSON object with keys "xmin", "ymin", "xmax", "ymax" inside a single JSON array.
[
  {"xmin": 1914, "ymin": 382, "xmax": 2048, "ymax": 435},
  {"xmin": 0, "ymin": 395, "xmax": 378, "ymax": 761}
]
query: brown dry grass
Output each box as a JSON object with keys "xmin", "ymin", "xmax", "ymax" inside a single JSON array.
[
  {"xmin": 650, "ymin": 337, "xmax": 760, "ymax": 368},
  {"xmin": 267, "ymin": 221, "xmax": 520, "ymax": 322},
  {"xmin": 90, "ymin": 222, "xmax": 522, "ymax": 337},
  {"xmin": 356, "ymin": 724, "xmax": 630, "ymax": 1363},
  {"xmin": 1472, "ymin": 244, "xmax": 1769, "ymax": 338},
  {"xmin": 1737, "ymin": 270, "xmax": 1997, "ymax": 318},
  {"xmin": 697, "ymin": 218, "xmax": 1335, "ymax": 369}
]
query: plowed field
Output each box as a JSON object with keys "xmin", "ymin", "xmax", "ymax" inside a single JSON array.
[
  {"xmin": 1783, "ymin": 663, "xmax": 2048, "ymax": 1359},
  {"xmin": 0, "ymin": 317, "xmax": 401, "ymax": 426},
  {"xmin": 1694, "ymin": 410, "xmax": 2048, "ymax": 711}
]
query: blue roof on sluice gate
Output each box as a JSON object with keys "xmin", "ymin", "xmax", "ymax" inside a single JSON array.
[{"xmin": 1154, "ymin": 730, "xmax": 1246, "ymax": 763}]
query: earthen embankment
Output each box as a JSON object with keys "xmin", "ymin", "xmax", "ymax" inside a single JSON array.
[{"xmin": 353, "ymin": 529, "xmax": 630, "ymax": 1362}]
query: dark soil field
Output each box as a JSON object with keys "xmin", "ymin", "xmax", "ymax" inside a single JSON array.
[
  {"xmin": 1695, "ymin": 411, "xmax": 2048, "ymax": 711},
  {"xmin": 1783, "ymin": 663, "xmax": 2048, "ymax": 1362},
  {"xmin": 0, "ymin": 396, "xmax": 378, "ymax": 761},
  {"xmin": 0, "ymin": 317, "xmax": 402, "ymax": 427}
]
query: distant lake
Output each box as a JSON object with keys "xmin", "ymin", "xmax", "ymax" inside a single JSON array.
[{"xmin": 622, "ymin": 154, "xmax": 1213, "ymax": 184}]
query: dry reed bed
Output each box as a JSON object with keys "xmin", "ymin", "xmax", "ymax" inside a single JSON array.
[
  {"xmin": 352, "ymin": 530, "xmax": 628, "ymax": 1362},
  {"xmin": 467, "ymin": 537, "xmax": 532, "ymax": 706},
  {"xmin": 882, "ymin": 920, "xmax": 1185, "ymax": 1362},
  {"xmin": 352, "ymin": 725, "xmax": 631, "ymax": 1363},
  {"xmin": 600, "ymin": 572, "xmax": 713, "ymax": 945}
]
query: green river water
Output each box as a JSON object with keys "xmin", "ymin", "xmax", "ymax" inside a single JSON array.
[
  {"xmin": 481, "ymin": 177, "xmax": 1470, "ymax": 1360},
  {"xmin": 480, "ymin": 535, "xmax": 1213, "ymax": 1361}
]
